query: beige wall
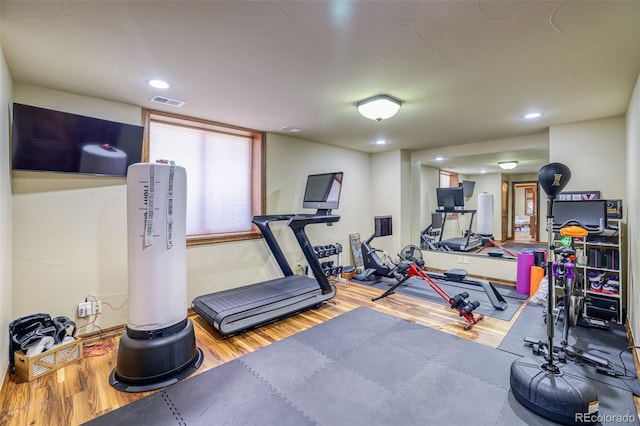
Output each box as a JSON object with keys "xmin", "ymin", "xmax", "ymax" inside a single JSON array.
[
  {"xmin": 549, "ymin": 114, "xmax": 631, "ymax": 340},
  {"xmin": 549, "ymin": 116, "xmax": 626, "ymax": 201},
  {"xmin": 369, "ymin": 150, "xmax": 403, "ymax": 255},
  {"xmin": 10, "ymin": 85, "xmax": 372, "ymax": 339},
  {"xmin": 626, "ymin": 73, "xmax": 640, "ymax": 360},
  {"xmin": 1, "ymin": 44, "xmax": 14, "ymax": 383}
]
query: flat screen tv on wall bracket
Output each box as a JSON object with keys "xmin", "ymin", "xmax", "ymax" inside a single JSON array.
[{"xmin": 11, "ymin": 103, "xmax": 144, "ymax": 177}]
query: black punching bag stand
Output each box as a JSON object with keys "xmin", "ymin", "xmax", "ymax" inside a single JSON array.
[{"xmin": 509, "ymin": 163, "xmax": 599, "ymax": 425}]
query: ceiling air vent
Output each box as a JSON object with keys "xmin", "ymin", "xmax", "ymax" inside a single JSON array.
[{"xmin": 150, "ymin": 95, "xmax": 185, "ymax": 107}]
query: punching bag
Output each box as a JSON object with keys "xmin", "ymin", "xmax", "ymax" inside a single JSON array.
[
  {"xmin": 538, "ymin": 162, "xmax": 571, "ymax": 200},
  {"xmin": 126, "ymin": 162, "xmax": 187, "ymax": 330},
  {"xmin": 110, "ymin": 161, "xmax": 202, "ymax": 393},
  {"xmin": 476, "ymin": 192, "xmax": 494, "ymax": 235}
]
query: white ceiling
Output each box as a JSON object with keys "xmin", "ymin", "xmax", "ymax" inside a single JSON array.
[{"xmin": 2, "ymin": 1, "xmax": 640, "ymax": 175}]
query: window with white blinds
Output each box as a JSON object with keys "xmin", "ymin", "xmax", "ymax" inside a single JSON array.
[{"xmin": 143, "ymin": 110, "xmax": 265, "ymax": 245}]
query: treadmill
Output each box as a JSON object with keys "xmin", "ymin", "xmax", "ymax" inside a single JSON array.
[
  {"xmin": 435, "ymin": 186, "xmax": 482, "ymax": 252},
  {"xmin": 192, "ymin": 172, "xmax": 343, "ymax": 336}
]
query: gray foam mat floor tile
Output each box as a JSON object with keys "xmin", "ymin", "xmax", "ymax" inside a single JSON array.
[
  {"xmin": 499, "ymin": 302, "xmax": 640, "ymax": 396},
  {"xmin": 87, "ymin": 307, "xmax": 639, "ymax": 426}
]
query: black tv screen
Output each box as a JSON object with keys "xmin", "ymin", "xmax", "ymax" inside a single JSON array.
[
  {"xmin": 302, "ymin": 172, "xmax": 343, "ymax": 212},
  {"xmin": 11, "ymin": 103, "xmax": 144, "ymax": 176},
  {"xmin": 552, "ymin": 200, "xmax": 607, "ymax": 233},
  {"xmin": 436, "ymin": 186, "xmax": 465, "ymax": 211}
]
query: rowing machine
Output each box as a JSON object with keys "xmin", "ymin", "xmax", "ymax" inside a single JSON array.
[{"xmin": 373, "ymin": 260, "xmax": 483, "ymax": 330}]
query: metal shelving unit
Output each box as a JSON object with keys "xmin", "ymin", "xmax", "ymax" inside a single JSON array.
[{"xmin": 577, "ymin": 219, "xmax": 624, "ymax": 323}]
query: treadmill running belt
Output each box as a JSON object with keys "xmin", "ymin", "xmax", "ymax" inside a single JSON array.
[{"xmin": 192, "ymin": 275, "xmax": 335, "ymax": 336}]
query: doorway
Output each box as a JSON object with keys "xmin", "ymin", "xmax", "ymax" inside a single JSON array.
[{"xmin": 511, "ymin": 182, "xmax": 539, "ymax": 243}]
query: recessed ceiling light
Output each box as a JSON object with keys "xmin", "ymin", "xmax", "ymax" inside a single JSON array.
[
  {"xmin": 149, "ymin": 79, "xmax": 170, "ymax": 89},
  {"xmin": 280, "ymin": 125, "xmax": 301, "ymax": 133},
  {"xmin": 433, "ymin": 157, "xmax": 445, "ymax": 161},
  {"xmin": 375, "ymin": 139, "xmax": 388, "ymax": 145},
  {"xmin": 523, "ymin": 112, "xmax": 543, "ymax": 119}
]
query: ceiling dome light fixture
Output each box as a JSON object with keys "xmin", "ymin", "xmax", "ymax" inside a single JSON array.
[
  {"xmin": 375, "ymin": 139, "xmax": 388, "ymax": 145},
  {"xmin": 523, "ymin": 112, "xmax": 543, "ymax": 119},
  {"xmin": 149, "ymin": 79, "xmax": 170, "ymax": 89},
  {"xmin": 499, "ymin": 161, "xmax": 518, "ymax": 170},
  {"xmin": 356, "ymin": 94, "xmax": 402, "ymax": 121}
]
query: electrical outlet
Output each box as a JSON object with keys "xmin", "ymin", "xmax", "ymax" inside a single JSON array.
[{"xmin": 77, "ymin": 301, "xmax": 92, "ymax": 318}]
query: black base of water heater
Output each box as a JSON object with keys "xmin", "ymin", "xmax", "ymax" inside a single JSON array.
[
  {"xmin": 510, "ymin": 357, "xmax": 599, "ymax": 425},
  {"xmin": 109, "ymin": 318, "xmax": 203, "ymax": 393}
]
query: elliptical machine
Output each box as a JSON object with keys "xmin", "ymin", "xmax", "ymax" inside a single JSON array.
[{"xmin": 510, "ymin": 163, "xmax": 599, "ymax": 425}]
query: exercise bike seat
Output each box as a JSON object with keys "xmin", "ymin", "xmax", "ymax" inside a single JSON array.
[
  {"xmin": 444, "ymin": 268, "xmax": 468, "ymax": 282},
  {"xmin": 553, "ymin": 246, "xmax": 576, "ymax": 257},
  {"xmin": 560, "ymin": 225, "xmax": 588, "ymax": 238}
]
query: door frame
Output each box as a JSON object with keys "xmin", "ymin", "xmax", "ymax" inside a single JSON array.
[{"xmin": 511, "ymin": 181, "xmax": 540, "ymax": 241}]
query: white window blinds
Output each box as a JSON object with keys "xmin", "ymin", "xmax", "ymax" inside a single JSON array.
[{"xmin": 148, "ymin": 120, "xmax": 254, "ymax": 236}]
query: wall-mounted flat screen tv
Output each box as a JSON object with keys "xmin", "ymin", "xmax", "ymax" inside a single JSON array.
[{"xmin": 11, "ymin": 103, "xmax": 144, "ymax": 176}]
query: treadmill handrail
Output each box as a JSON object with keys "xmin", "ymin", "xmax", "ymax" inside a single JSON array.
[
  {"xmin": 252, "ymin": 214, "xmax": 340, "ymax": 293},
  {"xmin": 288, "ymin": 215, "xmax": 340, "ymax": 294},
  {"xmin": 252, "ymin": 215, "xmax": 296, "ymax": 276}
]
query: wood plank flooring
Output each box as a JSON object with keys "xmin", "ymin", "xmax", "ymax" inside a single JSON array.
[{"xmin": 0, "ymin": 280, "xmax": 635, "ymax": 425}]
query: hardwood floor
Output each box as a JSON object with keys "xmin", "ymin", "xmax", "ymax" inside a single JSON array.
[{"xmin": 0, "ymin": 280, "xmax": 635, "ymax": 425}]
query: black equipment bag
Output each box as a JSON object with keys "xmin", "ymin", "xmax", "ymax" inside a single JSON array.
[{"xmin": 9, "ymin": 313, "xmax": 53, "ymax": 371}]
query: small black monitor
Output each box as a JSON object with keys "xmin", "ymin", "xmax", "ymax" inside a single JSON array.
[
  {"xmin": 552, "ymin": 200, "xmax": 607, "ymax": 233},
  {"xmin": 374, "ymin": 215, "xmax": 392, "ymax": 237},
  {"xmin": 302, "ymin": 171, "xmax": 343, "ymax": 214},
  {"xmin": 431, "ymin": 212, "xmax": 445, "ymax": 229},
  {"xmin": 459, "ymin": 181, "xmax": 475, "ymax": 198},
  {"xmin": 436, "ymin": 186, "xmax": 465, "ymax": 212}
]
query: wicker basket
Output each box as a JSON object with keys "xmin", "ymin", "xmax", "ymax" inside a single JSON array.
[
  {"xmin": 340, "ymin": 266, "xmax": 358, "ymax": 280},
  {"xmin": 14, "ymin": 338, "xmax": 82, "ymax": 381}
]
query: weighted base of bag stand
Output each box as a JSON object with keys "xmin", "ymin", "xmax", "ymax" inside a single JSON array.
[
  {"xmin": 110, "ymin": 319, "xmax": 203, "ymax": 393},
  {"xmin": 510, "ymin": 357, "xmax": 599, "ymax": 425}
]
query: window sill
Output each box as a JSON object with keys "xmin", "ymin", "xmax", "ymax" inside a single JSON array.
[{"xmin": 187, "ymin": 231, "xmax": 263, "ymax": 246}]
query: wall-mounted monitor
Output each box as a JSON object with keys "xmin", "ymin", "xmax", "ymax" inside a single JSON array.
[
  {"xmin": 374, "ymin": 215, "xmax": 392, "ymax": 237},
  {"xmin": 11, "ymin": 103, "xmax": 144, "ymax": 176},
  {"xmin": 552, "ymin": 200, "xmax": 607, "ymax": 233},
  {"xmin": 436, "ymin": 186, "xmax": 465, "ymax": 212},
  {"xmin": 459, "ymin": 180, "xmax": 475, "ymax": 198},
  {"xmin": 302, "ymin": 171, "xmax": 343, "ymax": 214}
]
